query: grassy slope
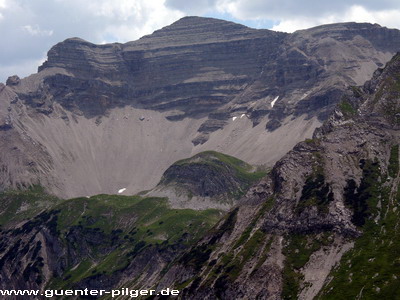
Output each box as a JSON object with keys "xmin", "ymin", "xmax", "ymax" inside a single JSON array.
[
  {"xmin": 52, "ymin": 194, "xmax": 222, "ymax": 288},
  {"xmin": 0, "ymin": 190, "xmax": 222, "ymax": 289},
  {"xmin": 55, "ymin": 194, "xmax": 221, "ymax": 245},
  {"xmin": 1, "ymin": 151, "xmax": 268, "ymax": 290},
  {"xmin": 0, "ymin": 185, "xmax": 61, "ymax": 227}
]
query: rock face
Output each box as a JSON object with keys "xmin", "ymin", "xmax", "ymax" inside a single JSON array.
[
  {"xmin": 1, "ymin": 17, "xmax": 400, "ymax": 198},
  {"xmin": 36, "ymin": 18, "xmax": 283, "ymax": 119}
]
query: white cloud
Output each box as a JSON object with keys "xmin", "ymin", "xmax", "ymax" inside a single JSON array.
[
  {"xmin": 0, "ymin": 0, "xmax": 6, "ymax": 19},
  {"xmin": 97, "ymin": 0, "xmax": 184, "ymax": 42},
  {"xmin": 342, "ymin": 5, "xmax": 400, "ymax": 29},
  {"xmin": 21, "ymin": 24, "xmax": 53, "ymax": 36},
  {"xmin": 271, "ymin": 5, "xmax": 400, "ymax": 32},
  {"xmin": 212, "ymin": 0, "xmax": 400, "ymax": 20},
  {"xmin": 167, "ymin": 0, "xmax": 400, "ymax": 32},
  {"xmin": 166, "ymin": 0, "xmax": 218, "ymax": 15}
]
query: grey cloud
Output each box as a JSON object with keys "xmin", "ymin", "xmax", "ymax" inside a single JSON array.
[
  {"xmin": 232, "ymin": 0, "xmax": 400, "ymax": 18},
  {"xmin": 0, "ymin": 0, "xmax": 107, "ymax": 81},
  {"xmin": 166, "ymin": 0, "xmax": 400, "ymax": 18}
]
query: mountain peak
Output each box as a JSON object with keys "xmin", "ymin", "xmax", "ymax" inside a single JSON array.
[
  {"xmin": 167, "ymin": 15, "xmax": 250, "ymax": 28},
  {"xmin": 135, "ymin": 15, "xmax": 275, "ymax": 47}
]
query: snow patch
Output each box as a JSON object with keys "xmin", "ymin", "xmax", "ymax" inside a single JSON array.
[
  {"xmin": 118, "ymin": 188, "xmax": 126, "ymax": 194},
  {"xmin": 271, "ymin": 96, "xmax": 279, "ymax": 108},
  {"xmin": 232, "ymin": 116, "xmax": 237, "ymax": 121},
  {"xmin": 240, "ymin": 114, "xmax": 245, "ymax": 118}
]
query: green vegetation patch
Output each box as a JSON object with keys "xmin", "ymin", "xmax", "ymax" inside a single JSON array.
[
  {"xmin": 388, "ymin": 144, "xmax": 399, "ymax": 178},
  {"xmin": 55, "ymin": 195, "xmax": 220, "ymax": 245},
  {"xmin": 233, "ymin": 198, "xmax": 274, "ymax": 249},
  {"xmin": 179, "ymin": 207, "xmax": 238, "ymax": 274},
  {"xmin": 202, "ymin": 230, "xmax": 271, "ymax": 298},
  {"xmin": 201, "ymin": 151, "xmax": 267, "ymax": 183},
  {"xmin": 225, "ymin": 229, "xmax": 266, "ymax": 281},
  {"xmin": 344, "ymin": 159, "xmax": 381, "ymax": 227},
  {"xmin": 282, "ymin": 233, "xmax": 332, "ymax": 300},
  {"xmin": 339, "ymin": 98, "xmax": 357, "ymax": 117},
  {"xmin": 296, "ymin": 173, "xmax": 334, "ymax": 215}
]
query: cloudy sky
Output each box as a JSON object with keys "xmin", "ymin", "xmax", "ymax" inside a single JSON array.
[{"xmin": 1, "ymin": 0, "xmax": 400, "ymax": 83}]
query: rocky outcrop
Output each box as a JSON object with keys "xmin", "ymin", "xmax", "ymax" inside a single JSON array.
[
  {"xmin": 148, "ymin": 151, "xmax": 266, "ymax": 210},
  {"xmin": 5, "ymin": 76, "xmax": 20, "ymax": 86}
]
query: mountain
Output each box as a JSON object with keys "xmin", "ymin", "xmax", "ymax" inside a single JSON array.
[
  {"xmin": 1, "ymin": 17, "xmax": 400, "ymax": 198},
  {"xmin": 0, "ymin": 45, "xmax": 399, "ymax": 300},
  {"xmin": 1, "ymin": 17, "xmax": 400, "ymax": 299}
]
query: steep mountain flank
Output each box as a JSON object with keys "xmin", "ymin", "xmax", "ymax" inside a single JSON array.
[
  {"xmin": 151, "ymin": 54, "xmax": 400, "ymax": 299},
  {"xmin": 1, "ymin": 17, "xmax": 400, "ymax": 199}
]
